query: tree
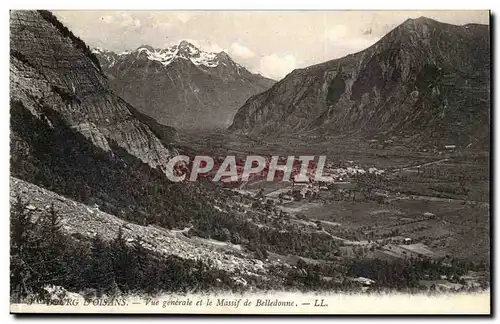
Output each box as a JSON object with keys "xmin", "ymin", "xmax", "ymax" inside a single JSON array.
[
  {"xmin": 46, "ymin": 203, "xmax": 63, "ymax": 242},
  {"xmin": 38, "ymin": 204, "xmax": 66, "ymax": 289},
  {"xmin": 88, "ymin": 233, "xmax": 114, "ymax": 296},
  {"xmin": 110, "ymin": 226, "xmax": 133, "ymax": 293},
  {"xmin": 254, "ymin": 245, "xmax": 268, "ymax": 260},
  {"xmin": 219, "ymin": 227, "xmax": 231, "ymax": 242},
  {"xmin": 10, "ymin": 196, "xmax": 37, "ymax": 300},
  {"xmin": 128, "ymin": 235, "xmax": 152, "ymax": 291},
  {"xmin": 231, "ymin": 232, "xmax": 242, "ymax": 245}
]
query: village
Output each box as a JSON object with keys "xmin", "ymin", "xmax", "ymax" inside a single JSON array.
[{"xmin": 205, "ymin": 156, "xmax": 489, "ymax": 293}]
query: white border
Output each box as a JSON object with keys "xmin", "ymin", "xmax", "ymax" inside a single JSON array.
[{"xmin": 1, "ymin": 1, "xmax": 496, "ymax": 323}]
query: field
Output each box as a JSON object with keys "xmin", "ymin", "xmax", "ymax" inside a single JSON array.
[{"xmin": 174, "ymin": 129, "xmax": 490, "ymax": 290}]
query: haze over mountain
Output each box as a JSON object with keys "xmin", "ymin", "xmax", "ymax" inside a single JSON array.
[
  {"xmin": 230, "ymin": 17, "xmax": 490, "ymax": 147},
  {"xmin": 93, "ymin": 42, "xmax": 275, "ymax": 129}
]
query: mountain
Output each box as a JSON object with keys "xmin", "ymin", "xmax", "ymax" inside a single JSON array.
[
  {"xmin": 230, "ymin": 17, "xmax": 490, "ymax": 147},
  {"xmin": 93, "ymin": 41, "xmax": 275, "ymax": 129},
  {"xmin": 10, "ymin": 10, "xmax": 223, "ymax": 226},
  {"xmin": 9, "ymin": 10, "xmax": 290, "ymax": 257},
  {"xmin": 8, "ymin": 11, "xmax": 341, "ymax": 291},
  {"xmin": 10, "ymin": 10, "xmax": 273, "ymax": 295},
  {"xmin": 10, "ymin": 10, "xmax": 177, "ymax": 173}
]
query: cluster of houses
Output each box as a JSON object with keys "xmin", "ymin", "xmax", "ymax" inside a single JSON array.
[{"xmin": 321, "ymin": 163, "xmax": 385, "ymax": 182}]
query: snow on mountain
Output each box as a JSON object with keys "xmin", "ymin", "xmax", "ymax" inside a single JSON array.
[
  {"xmin": 94, "ymin": 40, "xmax": 227, "ymax": 69},
  {"xmin": 93, "ymin": 40, "xmax": 275, "ymax": 129}
]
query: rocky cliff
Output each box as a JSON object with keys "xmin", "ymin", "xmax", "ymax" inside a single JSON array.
[
  {"xmin": 230, "ymin": 17, "xmax": 490, "ymax": 147},
  {"xmin": 94, "ymin": 42, "xmax": 275, "ymax": 129},
  {"xmin": 10, "ymin": 10, "xmax": 176, "ymax": 174}
]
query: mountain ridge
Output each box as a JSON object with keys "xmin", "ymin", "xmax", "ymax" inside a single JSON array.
[
  {"xmin": 229, "ymin": 17, "xmax": 490, "ymax": 147},
  {"xmin": 9, "ymin": 9, "xmax": 236, "ymax": 236},
  {"xmin": 10, "ymin": 10, "xmax": 177, "ymax": 173},
  {"xmin": 93, "ymin": 41, "xmax": 275, "ymax": 129}
]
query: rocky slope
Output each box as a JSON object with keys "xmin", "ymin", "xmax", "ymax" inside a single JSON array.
[
  {"xmin": 10, "ymin": 176, "xmax": 266, "ymax": 277},
  {"xmin": 10, "ymin": 10, "xmax": 177, "ymax": 175},
  {"xmin": 93, "ymin": 42, "xmax": 275, "ymax": 129},
  {"xmin": 230, "ymin": 17, "xmax": 490, "ymax": 147},
  {"xmin": 10, "ymin": 10, "xmax": 229, "ymax": 235}
]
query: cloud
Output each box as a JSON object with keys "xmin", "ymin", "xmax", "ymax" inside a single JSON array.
[
  {"xmin": 174, "ymin": 12, "xmax": 196, "ymax": 24},
  {"xmin": 321, "ymin": 24, "xmax": 380, "ymax": 59},
  {"xmin": 180, "ymin": 39, "xmax": 226, "ymax": 53},
  {"xmin": 229, "ymin": 42, "xmax": 255, "ymax": 59},
  {"xmin": 119, "ymin": 12, "xmax": 141, "ymax": 29},
  {"xmin": 324, "ymin": 24, "xmax": 376, "ymax": 46},
  {"xmin": 153, "ymin": 21, "xmax": 174, "ymax": 30},
  {"xmin": 325, "ymin": 25, "xmax": 349, "ymax": 41},
  {"xmin": 53, "ymin": 10, "xmax": 489, "ymax": 67},
  {"xmin": 100, "ymin": 15, "xmax": 114, "ymax": 24},
  {"xmin": 259, "ymin": 54, "xmax": 297, "ymax": 80}
]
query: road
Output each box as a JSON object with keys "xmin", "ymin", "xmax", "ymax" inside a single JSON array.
[
  {"xmin": 388, "ymin": 194, "xmax": 489, "ymax": 207},
  {"xmin": 391, "ymin": 158, "xmax": 449, "ymax": 173}
]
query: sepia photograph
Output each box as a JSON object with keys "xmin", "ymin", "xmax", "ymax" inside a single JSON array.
[{"xmin": 8, "ymin": 8, "xmax": 491, "ymax": 315}]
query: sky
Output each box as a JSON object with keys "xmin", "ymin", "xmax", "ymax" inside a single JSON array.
[{"xmin": 54, "ymin": 10, "xmax": 489, "ymax": 80}]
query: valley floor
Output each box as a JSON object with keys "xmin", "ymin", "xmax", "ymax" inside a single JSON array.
[
  {"xmin": 10, "ymin": 129, "xmax": 490, "ymax": 298},
  {"xmin": 177, "ymin": 129, "xmax": 490, "ymax": 276}
]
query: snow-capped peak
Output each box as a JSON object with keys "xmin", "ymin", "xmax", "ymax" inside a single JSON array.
[
  {"xmin": 92, "ymin": 47, "xmax": 113, "ymax": 55},
  {"xmin": 92, "ymin": 47, "xmax": 118, "ymax": 67},
  {"xmin": 178, "ymin": 40, "xmax": 200, "ymax": 56},
  {"xmin": 92, "ymin": 41, "xmax": 253, "ymax": 73},
  {"xmin": 124, "ymin": 41, "xmax": 220, "ymax": 68}
]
